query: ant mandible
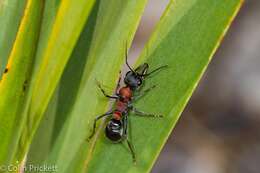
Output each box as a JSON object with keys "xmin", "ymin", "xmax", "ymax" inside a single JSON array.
[{"xmin": 88, "ymin": 45, "xmax": 167, "ymax": 163}]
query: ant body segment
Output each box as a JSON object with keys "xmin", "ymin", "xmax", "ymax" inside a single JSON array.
[{"xmin": 88, "ymin": 46, "xmax": 167, "ymax": 163}]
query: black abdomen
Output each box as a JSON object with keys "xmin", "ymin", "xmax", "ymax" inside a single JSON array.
[{"xmin": 105, "ymin": 119, "xmax": 123, "ymax": 142}]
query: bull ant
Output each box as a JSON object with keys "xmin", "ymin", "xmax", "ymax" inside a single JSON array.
[{"xmin": 88, "ymin": 46, "xmax": 167, "ymax": 163}]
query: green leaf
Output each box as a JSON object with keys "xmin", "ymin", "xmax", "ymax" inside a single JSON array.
[
  {"xmin": 51, "ymin": 0, "xmax": 100, "ymax": 143},
  {"xmin": 32, "ymin": 0, "xmax": 61, "ymax": 70},
  {"xmin": 0, "ymin": 0, "xmax": 44, "ymax": 164},
  {"xmin": 45, "ymin": 0, "xmax": 149, "ymax": 172},
  {"xmin": 84, "ymin": 0, "xmax": 243, "ymax": 173},
  {"xmin": 12, "ymin": 0, "xmax": 62, "ymax": 164},
  {"xmin": 27, "ymin": 0, "xmax": 96, "ymax": 135},
  {"xmin": 0, "ymin": 0, "xmax": 26, "ymax": 77},
  {"xmin": 16, "ymin": 0, "xmax": 96, "ymax": 163},
  {"xmin": 27, "ymin": 0, "xmax": 99, "ymax": 164},
  {"xmin": 0, "ymin": 0, "xmax": 243, "ymax": 171},
  {"xmin": 26, "ymin": 90, "xmax": 58, "ymax": 165}
]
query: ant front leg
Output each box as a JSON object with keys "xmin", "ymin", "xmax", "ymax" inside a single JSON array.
[
  {"xmin": 134, "ymin": 85, "xmax": 157, "ymax": 101},
  {"xmin": 116, "ymin": 71, "xmax": 122, "ymax": 92},
  {"xmin": 131, "ymin": 107, "xmax": 163, "ymax": 118},
  {"xmin": 144, "ymin": 65, "xmax": 168, "ymax": 77},
  {"xmin": 87, "ymin": 110, "xmax": 113, "ymax": 141},
  {"xmin": 96, "ymin": 80, "xmax": 118, "ymax": 99},
  {"xmin": 123, "ymin": 115, "xmax": 136, "ymax": 163}
]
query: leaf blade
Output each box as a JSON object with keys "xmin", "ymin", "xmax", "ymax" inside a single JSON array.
[
  {"xmin": 45, "ymin": 0, "xmax": 149, "ymax": 172},
  {"xmin": 85, "ymin": 0, "xmax": 243, "ymax": 172},
  {"xmin": 0, "ymin": 0, "xmax": 44, "ymax": 164},
  {"xmin": 18, "ymin": 0, "xmax": 96, "ymax": 161},
  {"xmin": 0, "ymin": 0, "xmax": 26, "ymax": 76}
]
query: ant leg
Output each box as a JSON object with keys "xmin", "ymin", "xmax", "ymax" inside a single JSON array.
[
  {"xmin": 88, "ymin": 110, "xmax": 113, "ymax": 140},
  {"xmin": 96, "ymin": 80, "xmax": 118, "ymax": 99},
  {"xmin": 125, "ymin": 41, "xmax": 135, "ymax": 73},
  {"xmin": 144, "ymin": 65, "xmax": 168, "ymax": 77},
  {"xmin": 126, "ymin": 139, "xmax": 136, "ymax": 164},
  {"xmin": 116, "ymin": 71, "xmax": 122, "ymax": 92},
  {"xmin": 132, "ymin": 107, "xmax": 163, "ymax": 118},
  {"xmin": 123, "ymin": 115, "xmax": 136, "ymax": 163},
  {"xmin": 134, "ymin": 85, "xmax": 156, "ymax": 100}
]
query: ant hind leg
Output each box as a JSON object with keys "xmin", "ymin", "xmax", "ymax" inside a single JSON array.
[
  {"xmin": 131, "ymin": 107, "xmax": 163, "ymax": 118},
  {"xmin": 123, "ymin": 115, "xmax": 136, "ymax": 163},
  {"xmin": 87, "ymin": 111, "xmax": 113, "ymax": 141}
]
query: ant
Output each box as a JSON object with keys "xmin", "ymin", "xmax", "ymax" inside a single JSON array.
[{"xmin": 88, "ymin": 45, "xmax": 167, "ymax": 163}]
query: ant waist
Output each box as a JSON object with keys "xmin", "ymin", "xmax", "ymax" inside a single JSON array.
[{"xmin": 113, "ymin": 111, "xmax": 125, "ymax": 120}]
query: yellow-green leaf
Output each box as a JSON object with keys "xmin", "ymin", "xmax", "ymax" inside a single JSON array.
[
  {"xmin": 0, "ymin": 0, "xmax": 26, "ymax": 77},
  {"xmin": 0, "ymin": 0, "xmax": 44, "ymax": 165}
]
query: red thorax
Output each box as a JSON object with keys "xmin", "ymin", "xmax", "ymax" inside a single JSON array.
[{"xmin": 112, "ymin": 86, "xmax": 133, "ymax": 120}]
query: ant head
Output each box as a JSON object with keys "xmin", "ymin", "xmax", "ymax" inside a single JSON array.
[
  {"xmin": 124, "ymin": 63, "xmax": 149, "ymax": 90},
  {"xmin": 124, "ymin": 43, "xmax": 168, "ymax": 90},
  {"xmin": 124, "ymin": 71, "xmax": 143, "ymax": 90},
  {"xmin": 105, "ymin": 119, "xmax": 123, "ymax": 142}
]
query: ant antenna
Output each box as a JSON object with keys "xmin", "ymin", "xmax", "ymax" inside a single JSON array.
[
  {"xmin": 143, "ymin": 65, "xmax": 168, "ymax": 77},
  {"xmin": 125, "ymin": 42, "xmax": 136, "ymax": 74}
]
